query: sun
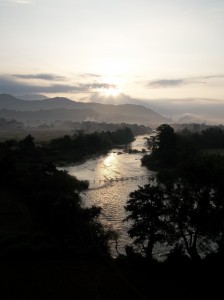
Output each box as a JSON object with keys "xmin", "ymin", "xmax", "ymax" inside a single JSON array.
[
  {"xmin": 94, "ymin": 60, "xmax": 126, "ymax": 97},
  {"xmin": 102, "ymin": 86, "xmax": 120, "ymax": 97},
  {"xmin": 100, "ymin": 75, "xmax": 122, "ymax": 97}
]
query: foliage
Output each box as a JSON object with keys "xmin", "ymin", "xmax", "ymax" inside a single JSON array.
[
  {"xmin": 125, "ymin": 170, "xmax": 224, "ymax": 261},
  {"xmin": 143, "ymin": 124, "xmax": 224, "ymax": 170},
  {"xmin": 143, "ymin": 124, "xmax": 177, "ymax": 168},
  {"xmin": 0, "ymin": 135, "xmax": 114, "ymax": 256},
  {"xmin": 164, "ymin": 179, "xmax": 218, "ymax": 261},
  {"xmin": 48, "ymin": 127, "xmax": 134, "ymax": 163},
  {"xmin": 124, "ymin": 181, "xmax": 167, "ymax": 259}
]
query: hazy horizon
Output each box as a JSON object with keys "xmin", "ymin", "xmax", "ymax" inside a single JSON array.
[
  {"xmin": 1, "ymin": 0, "xmax": 224, "ymax": 106},
  {"xmin": 1, "ymin": 92, "xmax": 224, "ymax": 125}
]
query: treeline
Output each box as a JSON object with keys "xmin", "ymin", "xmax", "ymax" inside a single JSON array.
[
  {"xmin": 124, "ymin": 124, "xmax": 224, "ymax": 265},
  {"xmin": 0, "ymin": 134, "xmax": 116, "ymax": 259},
  {"xmin": 0, "ymin": 117, "xmax": 23, "ymax": 129},
  {"xmin": 0, "ymin": 127, "xmax": 134, "ymax": 257},
  {"xmin": 48, "ymin": 127, "xmax": 134, "ymax": 163},
  {"xmin": 142, "ymin": 124, "xmax": 224, "ymax": 169},
  {"xmin": 70, "ymin": 121, "xmax": 152, "ymax": 136},
  {"xmin": 180, "ymin": 126, "xmax": 224, "ymax": 149},
  {"xmin": 0, "ymin": 127, "xmax": 134, "ymax": 164},
  {"xmin": 0, "ymin": 116, "xmax": 151, "ymax": 137}
]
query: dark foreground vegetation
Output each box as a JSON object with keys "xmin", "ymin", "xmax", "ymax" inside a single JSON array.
[
  {"xmin": 0, "ymin": 131, "xmax": 123, "ymax": 259},
  {"xmin": 1, "ymin": 125, "xmax": 224, "ymax": 299},
  {"xmin": 0, "ymin": 127, "xmax": 134, "ymax": 256},
  {"xmin": 0, "ymin": 128, "xmax": 141, "ymax": 299},
  {"xmin": 117, "ymin": 124, "xmax": 224, "ymax": 298},
  {"xmin": 131, "ymin": 124, "xmax": 224, "ymax": 262}
]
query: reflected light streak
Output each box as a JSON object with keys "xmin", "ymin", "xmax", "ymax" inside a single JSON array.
[{"xmin": 104, "ymin": 153, "xmax": 116, "ymax": 167}]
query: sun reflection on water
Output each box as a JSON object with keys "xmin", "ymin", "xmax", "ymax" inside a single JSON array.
[
  {"xmin": 103, "ymin": 152, "xmax": 116, "ymax": 167},
  {"xmin": 60, "ymin": 135, "xmax": 154, "ymax": 256}
]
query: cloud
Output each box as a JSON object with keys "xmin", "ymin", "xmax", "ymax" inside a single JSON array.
[
  {"xmin": 147, "ymin": 79, "xmax": 185, "ymax": 88},
  {"xmin": 200, "ymin": 75, "xmax": 224, "ymax": 80},
  {"xmin": 13, "ymin": 73, "xmax": 66, "ymax": 81},
  {"xmin": 0, "ymin": 75, "xmax": 116, "ymax": 95},
  {"xmin": 79, "ymin": 73, "xmax": 102, "ymax": 78},
  {"xmin": 146, "ymin": 74, "xmax": 224, "ymax": 88},
  {"xmin": 81, "ymin": 83, "xmax": 116, "ymax": 89}
]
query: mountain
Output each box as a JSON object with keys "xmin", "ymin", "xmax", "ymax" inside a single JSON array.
[
  {"xmin": 0, "ymin": 94, "xmax": 77, "ymax": 111},
  {"xmin": 0, "ymin": 94, "xmax": 169, "ymax": 125},
  {"xmin": 1, "ymin": 93, "xmax": 223, "ymax": 125},
  {"xmin": 0, "ymin": 108, "xmax": 99, "ymax": 123},
  {"xmin": 90, "ymin": 94, "xmax": 224, "ymax": 125},
  {"xmin": 16, "ymin": 94, "xmax": 49, "ymax": 101}
]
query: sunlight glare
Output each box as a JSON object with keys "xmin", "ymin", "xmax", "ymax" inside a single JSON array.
[
  {"xmin": 99, "ymin": 75, "xmax": 123, "ymax": 97},
  {"xmin": 102, "ymin": 86, "xmax": 120, "ymax": 97},
  {"xmin": 96, "ymin": 60, "xmax": 127, "ymax": 97},
  {"xmin": 104, "ymin": 153, "xmax": 116, "ymax": 167}
]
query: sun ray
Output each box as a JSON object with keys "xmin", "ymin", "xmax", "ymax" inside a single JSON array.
[{"xmin": 101, "ymin": 86, "xmax": 120, "ymax": 97}]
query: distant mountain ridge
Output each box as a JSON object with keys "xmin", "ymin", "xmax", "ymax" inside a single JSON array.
[
  {"xmin": 0, "ymin": 108, "xmax": 99, "ymax": 123},
  {"xmin": 0, "ymin": 94, "xmax": 169, "ymax": 125},
  {"xmin": 16, "ymin": 94, "xmax": 49, "ymax": 101}
]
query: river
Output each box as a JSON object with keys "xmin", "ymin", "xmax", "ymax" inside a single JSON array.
[{"xmin": 60, "ymin": 135, "xmax": 156, "ymax": 257}]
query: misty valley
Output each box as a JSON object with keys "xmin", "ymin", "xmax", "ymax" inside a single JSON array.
[
  {"xmin": 2, "ymin": 0, "xmax": 224, "ymax": 297},
  {"xmin": 1, "ymin": 94, "xmax": 224, "ymax": 299}
]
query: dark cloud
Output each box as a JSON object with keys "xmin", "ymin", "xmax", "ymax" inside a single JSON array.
[
  {"xmin": 0, "ymin": 75, "xmax": 116, "ymax": 94},
  {"xmin": 37, "ymin": 84, "xmax": 82, "ymax": 93},
  {"xmin": 12, "ymin": 73, "xmax": 66, "ymax": 81},
  {"xmin": 0, "ymin": 76, "xmax": 75, "ymax": 94}
]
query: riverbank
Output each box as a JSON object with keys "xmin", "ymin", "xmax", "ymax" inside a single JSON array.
[
  {"xmin": 56, "ymin": 149, "xmax": 109, "ymax": 167},
  {"xmin": 61, "ymin": 135, "xmax": 154, "ymax": 256}
]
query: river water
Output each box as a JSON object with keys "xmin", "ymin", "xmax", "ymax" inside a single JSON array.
[{"xmin": 60, "ymin": 135, "xmax": 156, "ymax": 256}]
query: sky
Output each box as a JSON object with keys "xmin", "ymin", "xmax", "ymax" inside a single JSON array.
[{"xmin": 0, "ymin": 0, "xmax": 224, "ymax": 102}]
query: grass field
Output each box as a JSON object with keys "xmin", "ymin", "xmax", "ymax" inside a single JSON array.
[{"xmin": 0, "ymin": 129, "xmax": 73, "ymax": 143}]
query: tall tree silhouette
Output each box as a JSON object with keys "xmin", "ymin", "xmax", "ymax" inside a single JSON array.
[{"xmin": 124, "ymin": 182, "xmax": 167, "ymax": 260}]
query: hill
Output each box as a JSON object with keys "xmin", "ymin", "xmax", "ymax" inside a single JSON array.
[
  {"xmin": 16, "ymin": 94, "xmax": 49, "ymax": 101},
  {"xmin": 0, "ymin": 94, "xmax": 169, "ymax": 125}
]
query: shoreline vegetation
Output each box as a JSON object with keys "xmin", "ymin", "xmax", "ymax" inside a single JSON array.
[
  {"xmin": 0, "ymin": 120, "xmax": 152, "ymax": 142},
  {"xmin": 48, "ymin": 127, "xmax": 135, "ymax": 165},
  {"xmin": 1, "ymin": 124, "xmax": 224, "ymax": 298},
  {"xmin": 134, "ymin": 124, "xmax": 224, "ymax": 261},
  {"xmin": 0, "ymin": 128, "xmax": 135, "ymax": 255},
  {"xmin": 0, "ymin": 126, "xmax": 143, "ymax": 261}
]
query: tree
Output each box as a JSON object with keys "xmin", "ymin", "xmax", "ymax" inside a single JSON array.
[
  {"xmin": 124, "ymin": 182, "xmax": 167, "ymax": 260},
  {"xmin": 164, "ymin": 180, "xmax": 213, "ymax": 261},
  {"xmin": 19, "ymin": 134, "xmax": 35, "ymax": 151},
  {"xmin": 140, "ymin": 125, "xmax": 224, "ymax": 261},
  {"xmin": 145, "ymin": 124, "xmax": 177, "ymax": 167},
  {"xmin": 155, "ymin": 124, "xmax": 176, "ymax": 151},
  {"xmin": 0, "ymin": 137, "xmax": 115, "ymax": 256},
  {"xmin": 125, "ymin": 173, "xmax": 224, "ymax": 262}
]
